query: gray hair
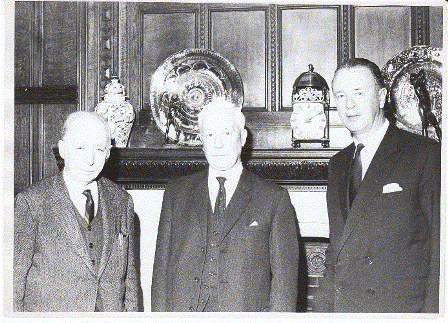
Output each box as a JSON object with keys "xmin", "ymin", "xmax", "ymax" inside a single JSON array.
[
  {"xmin": 61, "ymin": 111, "xmax": 111, "ymax": 145},
  {"xmin": 197, "ymin": 97, "xmax": 245, "ymax": 132}
]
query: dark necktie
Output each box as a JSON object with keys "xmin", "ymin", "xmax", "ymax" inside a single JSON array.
[
  {"xmin": 349, "ymin": 143, "xmax": 364, "ymax": 207},
  {"xmin": 214, "ymin": 177, "xmax": 226, "ymax": 217},
  {"xmin": 82, "ymin": 189, "xmax": 95, "ymax": 223}
]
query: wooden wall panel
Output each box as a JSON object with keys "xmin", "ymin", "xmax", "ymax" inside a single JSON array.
[
  {"xmin": 14, "ymin": 105, "xmax": 31, "ymax": 194},
  {"xmin": 14, "ymin": 1, "xmax": 32, "ymax": 87},
  {"xmin": 429, "ymin": 6, "xmax": 443, "ymax": 48},
  {"xmin": 354, "ymin": 6, "xmax": 411, "ymax": 69},
  {"xmin": 42, "ymin": 1, "xmax": 78, "ymax": 87},
  {"xmin": 14, "ymin": 1, "xmax": 86, "ymax": 193},
  {"xmin": 280, "ymin": 7, "xmax": 338, "ymax": 109},
  {"xmin": 209, "ymin": 9, "xmax": 267, "ymax": 109},
  {"xmin": 142, "ymin": 12, "xmax": 197, "ymax": 108},
  {"xmin": 42, "ymin": 104, "xmax": 77, "ymax": 178}
]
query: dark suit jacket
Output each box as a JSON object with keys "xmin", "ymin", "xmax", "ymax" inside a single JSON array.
[
  {"xmin": 14, "ymin": 173, "xmax": 139, "ymax": 312},
  {"xmin": 151, "ymin": 168, "xmax": 300, "ymax": 312},
  {"xmin": 313, "ymin": 125, "xmax": 440, "ymax": 312}
]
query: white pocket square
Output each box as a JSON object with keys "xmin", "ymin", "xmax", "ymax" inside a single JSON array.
[
  {"xmin": 382, "ymin": 183, "xmax": 403, "ymax": 194},
  {"xmin": 249, "ymin": 221, "xmax": 259, "ymax": 227}
]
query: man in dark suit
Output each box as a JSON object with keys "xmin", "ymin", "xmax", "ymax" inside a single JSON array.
[
  {"xmin": 151, "ymin": 97, "xmax": 300, "ymax": 312},
  {"xmin": 14, "ymin": 111, "xmax": 140, "ymax": 311},
  {"xmin": 313, "ymin": 58, "xmax": 440, "ymax": 312}
]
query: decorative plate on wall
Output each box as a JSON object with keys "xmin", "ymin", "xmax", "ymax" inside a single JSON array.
[
  {"xmin": 382, "ymin": 46, "xmax": 442, "ymax": 141},
  {"xmin": 150, "ymin": 48, "xmax": 244, "ymax": 146}
]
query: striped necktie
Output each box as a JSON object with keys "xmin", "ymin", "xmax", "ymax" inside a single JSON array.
[{"xmin": 82, "ymin": 189, "xmax": 95, "ymax": 223}]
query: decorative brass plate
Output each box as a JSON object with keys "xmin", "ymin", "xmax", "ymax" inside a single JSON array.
[
  {"xmin": 382, "ymin": 46, "xmax": 442, "ymax": 141},
  {"xmin": 150, "ymin": 48, "xmax": 244, "ymax": 146}
]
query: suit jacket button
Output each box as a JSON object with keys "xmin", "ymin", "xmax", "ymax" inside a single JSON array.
[
  {"xmin": 365, "ymin": 288, "xmax": 375, "ymax": 295},
  {"xmin": 200, "ymin": 247, "xmax": 205, "ymax": 252},
  {"xmin": 335, "ymin": 284, "xmax": 342, "ymax": 293},
  {"xmin": 194, "ymin": 277, "xmax": 200, "ymax": 282},
  {"xmin": 364, "ymin": 256, "xmax": 373, "ymax": 264}
]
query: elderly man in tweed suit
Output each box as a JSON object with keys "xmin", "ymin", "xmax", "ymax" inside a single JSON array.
[{"xmin": 14, "ymin": 111, "xmax": 140, "ymax": 312}]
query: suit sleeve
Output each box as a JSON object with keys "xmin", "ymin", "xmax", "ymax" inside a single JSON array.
[
  {"xmin": 151, "ymin": 185, "xmax": 173, "ymax": 311},
  {"xmin": 312, "ymin": 159, "xmax": 336, "ymax": 312},
  {"xmin": 419, "ymin": 143, "xmax": 441, "ymax": 313},
  {"xmin": 124, "ymin": 195, "xmax": 140, "ymax": 311},
  {"xmin": 269, "ymin": 188, "xmax": 300, "ymax": 312},
  {"xmin": 13, "ymin": 193, "xmax": 36, "ymax": 312}
]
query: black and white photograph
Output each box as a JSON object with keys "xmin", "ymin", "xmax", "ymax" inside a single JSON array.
[{"xmin": 2, "ymin": 0, "xmax": 446, "ymax": 322}]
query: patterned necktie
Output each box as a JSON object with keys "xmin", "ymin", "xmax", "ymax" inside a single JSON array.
[
  {"xmin": 82, "ymin": 189, "xmax": 95, "ymax": 223},
  {"xmin": 349, "ymin": 143, "xmax": 365, "ymax": 207},
  {"xmin": 214, "ymin": 177, "xmax": 226, "ymax": 216}
]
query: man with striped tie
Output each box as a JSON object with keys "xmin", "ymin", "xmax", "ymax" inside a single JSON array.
[
  {"xmin": 152, "ymin": 97, "xmax": 301, "ymax": 312},
  {"xmin": 14, "ymin": 111, "xmax": 140, "ymax": 311}
]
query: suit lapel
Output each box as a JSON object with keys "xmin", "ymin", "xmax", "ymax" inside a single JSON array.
[
  {"xmin": 52, "ymin": 173, "xmax": 95, "ymax": 274},
  {"xmin": 335, "ymin": 125, "xmax": 402, "ymax": 257},
  {"xmin": 184, "ymin": 171, "xmax": 209, "ymax": 244},
  {"xmin": 220, "ymin": 168, "xmax": 252, "ymax": 243},
  {"xmin": 98, "ymin": 178, "xmax": 116, "ymax": 278},
  {"xmin": 338, "ymin": 144, "xmax": 355, "ymax": 222}
]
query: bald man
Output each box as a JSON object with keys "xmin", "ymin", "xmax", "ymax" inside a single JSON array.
[{"xmin": 14, "ymin": 111, "xmax": 140, "ymax": 312}]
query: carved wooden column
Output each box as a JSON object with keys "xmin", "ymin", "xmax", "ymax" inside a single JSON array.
[
  {"xmin": 411, "ymin": 6, "xmax": 430, "ymax": 46},
  {"xmin": 339, "ymin": 5, "xmax": 355, "ymax": 65}
]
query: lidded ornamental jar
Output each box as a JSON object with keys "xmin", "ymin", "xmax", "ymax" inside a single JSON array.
[{"xmin": 95, "ymin": 76, "xmax": 135, "ymax": 147}]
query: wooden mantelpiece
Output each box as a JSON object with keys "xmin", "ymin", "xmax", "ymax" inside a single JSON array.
[{"xmin": 95, "ymin": 147, "xmax": 339, "ymax": 189}]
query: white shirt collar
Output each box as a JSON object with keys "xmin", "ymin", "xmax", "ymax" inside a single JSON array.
[
  {"xmin": 208, "ymin": 161, "xmax": 243, "ymax": 210},
  {"xmin": 352, "ymin": 119, "xmax": 389, "ymax": 151},
  {"xmin": 352, "ymin": 119, "xmax": 389, "ymax": 178},
  {"xmin": 63, "ymin": 170, "xmax": 98, "ymax": 221}
]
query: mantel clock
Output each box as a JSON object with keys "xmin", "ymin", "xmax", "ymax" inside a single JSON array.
[{"xmin": 291, "ymin": 64, "xmax": 330, "ymax": 148}]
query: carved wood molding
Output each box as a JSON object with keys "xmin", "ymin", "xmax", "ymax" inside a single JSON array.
[
  {"xmin": 276, "ymin": 4, "xmax": 341, "ymax": 111},
  {"xmin": 305, "ymin": 240, "xmax": 329, "ymax": 277},
  {"xmin": 98, "ymin": 2, "xmax": 119, "ymax": 98},
  {"xmin": 84, "ymin": 147, "xmax": 339, "ymax": 189},
  {"xmin": 411, "ymin": 6, "xmax": 430, "ymax": 46},
  {"xmin": 199, "ymin": 3, "xmax": 207, "ymax": 48},
  {"xmin": 339, "ymin": 5, "xmax": 354, "ymax": 65}
]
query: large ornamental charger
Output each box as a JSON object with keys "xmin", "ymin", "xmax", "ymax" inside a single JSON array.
[
  {"xmin": 382, "ymin": 46, "xmax": 442, "ymax": 142},
  {"xmin": 150, "ymin": 48, "xmax": 244, "ymax": 146}
]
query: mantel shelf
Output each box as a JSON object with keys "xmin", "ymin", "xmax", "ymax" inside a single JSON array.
[
  {"xmin": 106, "ymin": 147, "xmax": 338, "ymax": 189},
  {"xmin": 54, "ymin": 146, "xmax": 339, "ymax": 189}
]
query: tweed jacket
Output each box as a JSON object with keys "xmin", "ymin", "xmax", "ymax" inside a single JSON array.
[
  {"xmin": 313, "ymin": 125, "xmax": 440, "ymax": 312},
  {"xmin": 14, "ymin": 173, "xmax": 139, "ymax": 312},
  {"xmin": 151, "ymin": 168, "xmax": 300, "ymax": 312}
]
